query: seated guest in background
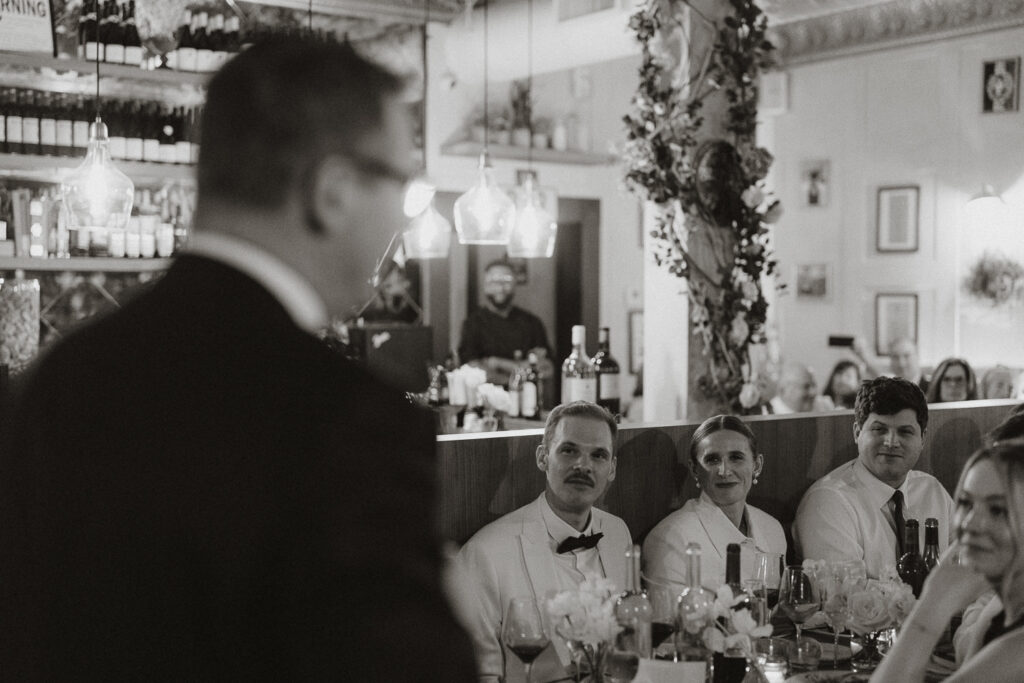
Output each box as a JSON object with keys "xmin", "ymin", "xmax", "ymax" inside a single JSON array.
[
  {"xmin": 889, "ymin": 336, "xmax": 930, "ymax": 393},
  {"xmin": 823, "ymin": 359, "xmax": 862, "ymax": 409},
  {"xmin": 0, "ymin": 39, "xmax": 475, "ymax": 680},
  {"xmin": 770, "ymin": 362, "xmax": 833, "ymax": 414},
  {"xmin": 794, "ymin": 376, "xmax": 955, "ymax": 579},
  {"xmin": 871, "ymin": 438, "xmax": 1024, "ymax": 683},
  {"xmin": 981, "ymin": 365, "xmax": 1018, "ymax": 400},
  {"xmin": 925, "ymin": 357, "xmax": 978, "ymax": 403},
  {"xmin": 644, "ymin": 415, "xmax": 786, "ymax": 591},
  {"xmin": 454, "ymin": 402, "xmax": 630, "ymax": 683},
  {"xmin": 458, "ymin": 259, "xmax": 552, "ymax": 385}
]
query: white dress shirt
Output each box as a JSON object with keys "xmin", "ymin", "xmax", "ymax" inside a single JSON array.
[
  {"xmin": 186, "ymin": 232, "xmax": 328, "ymax": 334},
  {"xmin": 538, "ymin": 494, "xmax": 607, "ymax": 591},
  {"xmin": 643, "ymin": 492, "xmax": 787, "ymax": 592},
  {"xmin": 793, "ymin": 459, "xmax": 955, "ymax": 579}
]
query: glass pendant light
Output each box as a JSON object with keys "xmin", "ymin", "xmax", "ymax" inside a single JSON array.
[
  {"xmin": 453, "ymin": 0, "xmax": 515, "ymax": 245},
  {"xmin": 965, "ymin": 184, "xmax": 1007, "ymax": 228},
  {"xmin": 62, "ymin": 0, "xmax": 134, "ymax": 251},
  {"xmin": 506, "ymin": 0, "xmax": 557, "ymax": 258}
]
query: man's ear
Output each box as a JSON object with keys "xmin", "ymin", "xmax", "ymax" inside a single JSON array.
[
  {"xmin": 852, "ymin": 421, "xmax": 861, "ymax": 441},
  {"xmin": 308, "ymin": 156, "xmax": 354, "ymax": 236},
  {"xmin": 536, "ymin": 444, "xmax": 548, "ymax": 472}
]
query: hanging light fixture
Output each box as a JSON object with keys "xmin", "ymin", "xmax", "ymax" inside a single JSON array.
[
  {"xmin": 507, "ymin": 0, "xmax": 557, "ymax": 258},
  {"xmin": 62, "ymin": 0, "xmax": 134, "ymax": 254},
  {"xmin": 402, "ymin": 0, "xmax": 452, "ymax": 259},
  {"xmin": 965, "ymin": 184, "xmax": 1008, "ymax": 230},
  {"xmin": 453, "ymin": 0, "xmax": 515, "ymax": 245}
]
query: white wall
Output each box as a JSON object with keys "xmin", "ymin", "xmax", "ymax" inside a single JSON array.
[{"xmin": 761, "ymin": 25, "xmax": 1024, "ymax": 384}]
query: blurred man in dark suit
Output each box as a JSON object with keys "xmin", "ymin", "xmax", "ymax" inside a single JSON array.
[{"xmin": 0, "ymin": 38, "xmax": 474, "ymax": 682}]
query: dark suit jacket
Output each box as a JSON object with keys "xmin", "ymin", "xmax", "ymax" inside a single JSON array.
[{"xmin": 0, "ymin": 254, "xmax": 475, "ymax": 681}]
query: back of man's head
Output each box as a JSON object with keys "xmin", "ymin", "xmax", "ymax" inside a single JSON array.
[
  {"xmin": 854, "ymin": 376, "xmax": 928, "ymax": 433},
  {"xmin": 198, "ymin": 38, "xmax": 403, "ymax": 212}
]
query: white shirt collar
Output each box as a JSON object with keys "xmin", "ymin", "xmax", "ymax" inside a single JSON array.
[
  {"xmin": 538, "ymin": 492, "xmax": 594, "ymax": 548},
  {"xmin": 185, "ymin": 232, "xmax": 328, "ymax": 334},
  {"xmin": 852, "ymin": 459, "xmax": 909, "ymax": 511}
]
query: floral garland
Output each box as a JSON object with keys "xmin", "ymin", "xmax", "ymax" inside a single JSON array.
[
  {"xmin": 964, "ymin": 251, "xmax": 1024, "ymax": 306},
  {"xmin": 623, "ymin": 0, "xmax": 780, "ymax": 413}
]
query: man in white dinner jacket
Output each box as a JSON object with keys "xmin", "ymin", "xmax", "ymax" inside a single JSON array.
[{"xmin": 453, "ymin": 401, "xmax": 632, "ymax": 683}]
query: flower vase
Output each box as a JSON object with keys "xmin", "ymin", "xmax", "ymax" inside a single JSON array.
[{"xmin": 849, "ymin": 630, "xmax": 888, "ymax": 672}]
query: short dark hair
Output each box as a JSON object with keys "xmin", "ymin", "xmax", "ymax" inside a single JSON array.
[
  {"xmin": 925, "ymin": 357, "xmax": 978, "ymax": 403},
  {"xmin": 198, "ymin": 37, "xmax": 404, "ymax": 210},
  {"xmin": 854, "ymin": 376, "xmax": 928, "ymax": 433},
  {"xmin": 822, "ymin": 360, "xmax": 861, "ymax": 406},
  {"xmin": 688, "ymin": 414, "xmax": 758, "ymax": 468},
  {"xmin": 543, "ymin": 401, "xmax": 617, "ymax": 451},
  {"xmin": 484, "ymin": 259, "xmax": 514, "ymax": 276}
]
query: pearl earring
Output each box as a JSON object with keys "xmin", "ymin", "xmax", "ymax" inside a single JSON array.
[{"xmin": 753, "ymin": 476, "xmax": 759, "ymax": 485}]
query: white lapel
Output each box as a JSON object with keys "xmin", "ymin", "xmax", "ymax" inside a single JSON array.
[
  {"xmin": 694, "ymin": 493, "xmax": 742, "ymax": 561},
  {"xmin": 518, "ymin": 499, "xmax": 572, "ymax": 665},
  {"xmin": 594, "ymin": 511, "xmax": 628, "ymax": 590}
]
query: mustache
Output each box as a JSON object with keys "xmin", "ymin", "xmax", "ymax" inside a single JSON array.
[{"xmin": 565, "ymin": 474, "xmax": 595, "ymax": 487}]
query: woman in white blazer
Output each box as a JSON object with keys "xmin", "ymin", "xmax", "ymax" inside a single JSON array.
[{"xmin": 643, "ymin": 415, "xmax": 787, "ymax": 592}]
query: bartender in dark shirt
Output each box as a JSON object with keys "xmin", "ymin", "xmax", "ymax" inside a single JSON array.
[{"xmin": 458, "ymin": 259, "xmax": 552, "ymax": 385}]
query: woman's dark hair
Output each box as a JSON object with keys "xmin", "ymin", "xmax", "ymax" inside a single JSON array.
[
  {"xmin": 925, "ymin": 357, "xmax": 978, "ymax": 404},
  {"xmin": 823, "ymin": 360, "xmax": 861, "ymax": 409},
  {"xmin": 688, "ymin": 414, "xmax": 758, "ymax": 467}
]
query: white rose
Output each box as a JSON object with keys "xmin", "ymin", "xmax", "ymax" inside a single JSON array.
[
  {"xmin": 741, "ymin": 280, "xmax": 760, "ymax": 301},
  {"xmin": 847, "ymin": 589, "xmax": 892, "ymax": 634},
  {"xmin": 738, "ymin": 382, "xmax": 760, "ymax": 408},
  {"xmin": 729, "ymin": 315, "xmax": 750, "ymax": 347},
  {"xmin": 741, "ymin": 186, "xmax": 765, "ymax": 208}
]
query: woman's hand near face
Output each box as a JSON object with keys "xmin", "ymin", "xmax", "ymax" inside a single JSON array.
[{"xmin": 916, "ymin": 543, "xmax": 991, "ymax": 623}]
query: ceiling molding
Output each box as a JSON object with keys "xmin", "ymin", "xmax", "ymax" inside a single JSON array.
[{"xmin": 769, "ymin": 0, "xmax": 1024, "ymax": 66}]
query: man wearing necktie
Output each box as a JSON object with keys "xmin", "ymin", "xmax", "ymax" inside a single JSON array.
[
  {"xmin": 453, "ymin": 401, "xmax": 631, "ymax": 682},
  {"xmin": 794, "ymin": 376, "xmax": 956, "ymax": 579}
]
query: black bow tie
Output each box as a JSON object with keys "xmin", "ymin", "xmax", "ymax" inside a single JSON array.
[{"xmin": 557, "ymin": 532, "xmax": 603, "ymax": 554}]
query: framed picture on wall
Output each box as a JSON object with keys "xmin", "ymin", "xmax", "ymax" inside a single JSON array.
[
  {"xmin": 628, "ymin": 310, "xmax": 643, "ymax": 374},
  {"xmin": 982, "ymin": 57, "xmax": 1021, "ymax": 113},
  {"xmin": 876, "ymin": 185, "xmax": 919, "ymax": 253},
  {"xmin": 800, "ymin": 160, "xmax": 830, "ymax": 207},
  {"xmin": 796, "ymin": 263, "xmax": 831, "ymax": 299},
  {"xmin": 875, "ymin": 293, "xmax": 918, "ymax": 356}
]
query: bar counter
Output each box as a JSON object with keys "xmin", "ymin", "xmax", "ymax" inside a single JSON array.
[{"xmin": 435, "ymin": 400, "xmax": 1019, "ymax": 549}]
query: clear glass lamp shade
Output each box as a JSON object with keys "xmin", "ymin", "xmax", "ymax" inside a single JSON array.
[
  {"xmin": 404, "ymin": 178, "xmax": 437, "ymax": 218},
  {"xmin": 965, "ymin": 184, "xmax": 1008, "ymax": 229},
  {"xmin": 507, "ymin": 175, "xmax": 557, "ymax": 258},
  {"xmin": 454, "ymin": 154, "xmax": 515, "ymax": 245},
  {"xmin": 403, "ymin": 202, "xmax": 452, "ymax": 259},
  {"xmin": 62, "ymin": 119, "xmax": 134, "ymax": 232}
]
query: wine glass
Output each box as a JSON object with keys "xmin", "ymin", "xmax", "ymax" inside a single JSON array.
[
  {"xmin": 503, "ymin": 596, "xmax": 551, "ymax": 683},
  {"xmin": 778, "ymin": 565, "xmax": 821, "ymax": 671},
  {"xmin": 641, "ymin": 573, "xmax": 680, "ymax": 660},
  {"xmin": 823, "ymin": 560, "xmax": 866, "ymax": 669},
  {"xmin": 754, "ymin": 551, "xmax": 783, "ymax": 611}
]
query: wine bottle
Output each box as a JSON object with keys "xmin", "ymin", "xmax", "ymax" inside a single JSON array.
[
  {"xmin": 176, "ymin": 10, "xmax": 198, "ymax": 72},
  {"xmin": 38, "ymin": 92, "xmax": 57, "ymax": 157},
  {"xmin": 922, "ymin": 517, "xmax": 940, "ymax": 573},
  {"xmin": 0, "ymin": 89, "xmax": 8, "ymax": 155},
  {"xmin": 725, "ymin": 543, "xmax": 751, "ymax": 611},
  {"xmin": 521, "ymin": 352, "xmax": 540, "ymax": 420},
  {"xmin": 142, "ymin": 103, "xmax": 161, "ymax": 163},
  {"xmin": 208, "ymin": 14, "xmax": 227, "ymax": 70},
  {"xmin": 188, "ymin": 105, "xmax": 201, "ymax": 164},
  {"xmin": 84, "ymin": 2, "xmax": 102, "ymax": 61},
  {"xmin": 71, "ymin": 96, "xmax": 90, "ymax": 157},
  {"xmin": 193, "ymin": 12, "xmax": 212, "ymax": 73},
  {"xmin": 123, "ymin": 0, "xmax": 144, "ymax": 67},
  {"xmin": 592, "ymin": 327, "xmax": 621, "ymax": 415},
  {"xmin": 21, "ymin": 90, "xmax": 41, "ymax": 157},
  {"xmin": 562, "ymin": 325, "xmax": 597, "ymax": 404},
  {"xmin": 615, "ymin": 544, "xmax": 653, "ymax": 659},
  {"xmin": 76, "ymin": 5, "xmax": 88, "ymax": 59},
  {"xmin": 507, "ymin": 350, "xmax": 523, "ymax": 418},
  {"xmin": 54, "ymin": 93, "xmax": 74, "ymax": 157},
  {"xmin": 122, "ymin": 101, "xmax": 142, "ymax": 162},
  {"xmin": 897, "ymin": 519, "xmax": 927, "ymax": 597},
  {"xmin": 676, "ymin": 543, "xmax": 714, "ymax": 681},
  {"xmin": 104, "ymin": 0, "xmax": 125, "ymax": 64},
  {"xmin": 224, "ymin": 16, "xmax": 241, "ymax": 54},
  {"xmin": 158, "ymin": 105, "xmax": 176, "ymax": 164}
]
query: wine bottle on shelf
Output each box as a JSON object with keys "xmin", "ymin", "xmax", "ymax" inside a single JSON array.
[
  {"xmin": 922, "ymin": 517, "xmax": 940, "ymax": 573},
  {"xmin": 76, "ymin": 6, "xmax": 88, "ymax": 59},
  {"xmin": 21, "ymin": 90, "xmax": 41, "ymax": 157},
  {"xmin": 897, "ymin": 519, "xmax": 927, "ymax": 597},
  {"xmin": 104, "ymin": 0, "xmax": 125, "ymax": 64},
  {"xmin": 224, "ymin": 16, "xmax": 241, "ymax": 54},
  {"xmin": 54, "ymin": 93, "xmax": 74, "ymax": 157},
  {"xmin": 142, "ymin": 103, "xmax": 161, "ymax": 163},
  {"xmin": 676, "ymin": 543, "xmax": 714, "ymax": 680},
  {"xmin": 0, "ymin": 89, "xmax": 8, "ymax": 155},
  {"xmin": 189, "ymin": 105, "xmax": 201, "ymax": 163},
  {"xmin": 507, "ymin": 350, "xmax": 523, "ymax": 418},
  {"xmin": 193, "ymin": 12, "xmax": 212, "ymax": 73},
  {"xmin": 615, "ymin": 544, "xmax": 653, "ymax": 659},
  {"xmin": 83, "ymin": 3, "xmax": 102, "ymax": 61},
  {"xmin": 38, "ymin": 92, "xmax": 57, "ymax": 157},
  {"xmin": 107, "ymin": 100, "xmax": 127, "ymax": 160},
  {"xmin": 71, "ymin": 96, "xmax": 90, "ymax": 157},
  {"xmin": 176, "ymin": 10, "xmax": 197, "ymax": 72},
  {"xmin": 158, "ymin": 105, "xmax": 176, "ymax": 164},
  {"xmin": 592, "ymin": 327, "xmax": 621, "ymax": 415},
  {"xmin": 123, "ymin": 1, "xmax": 144, "ymax": 67},
  {"xmin": 208, "ymin": 14, "xmax": 227, "ymax": 70},
  {"xmin": 174, "ymin": 107, "xmax": 192, "ymax": 164},
  {"xmin": 562, "ymin": 325, "xmax": 597, "ymax": 404},
  {"xmin": 121, "ymin": 101, "xmax": 141, "ymax": 161},
  {"xmin": 522, "ymin": 352, "xmax": 540, "ymax": 420},
  {"xmin": 6, "ymin": 89, "xmax": 24, "ymax": 155}
]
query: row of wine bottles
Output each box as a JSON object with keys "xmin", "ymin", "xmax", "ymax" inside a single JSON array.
[
  {"xmin": 562, "ymin": 325, "xmax": 621, "ymax": 414},
  {"xmin": 76, "ymin": 0, "xmax": 145, "ymax": 67},
  {"xmin": 0, "ymin": 88, "xmax": 201, "ymax": 165}
]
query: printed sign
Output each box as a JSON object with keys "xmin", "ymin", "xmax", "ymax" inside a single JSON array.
[{"xmin": 0, "ymin": 0, "xmax": 56, "ymax": 56}]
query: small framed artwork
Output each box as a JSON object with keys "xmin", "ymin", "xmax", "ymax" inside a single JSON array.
[
  {"xmin": 875, "ymin": 293, "xmax": 918, "ymax": 356},
  {"xmin": 796, "ymin": 263, "xmax": 830, "ymax": 299},
  {"xmin": 876, "ymin": 185, "xmax": 919, "ymax": 253},
  {"xmin": 628, "ymin": 310, "xmax": 643, "ymax": 374},
  {"xmin": 800, "ymin": 160, "xmax": 830, "ymax": 207},
  {"xmin": 983, "ymin": 57, "xmax": 1020, "ymax": 113}
]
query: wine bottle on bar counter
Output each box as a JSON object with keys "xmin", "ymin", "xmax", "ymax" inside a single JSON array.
[
  {"xmin": 897, "ymin": 518, "xmax": 927, "ymax": 597},
  {"xmin": 521, "ymin": 352, "xmax": 540, "ymax": 420},
  {"xmin": 615, "ymin": 544, "xmax": 653, "ymax": 659},
  {"xmin": 562, "ymin": 325, "xmax": 597, "ymax": 404},
  {"xmin": 591, "ymin": 326, "xmax": 621, "ymax": 415},
  {"xmin": 923, "ymin": 517, "xmax": 940, "ymax": 573}
]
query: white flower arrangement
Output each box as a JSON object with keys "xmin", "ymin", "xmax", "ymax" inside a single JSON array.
[
  {"xmin": 802, "ymin": 560, "xmax": 916, "ymax": 635},
  {"xmin": 702, "ymin": 585, "xmax": 773, "ymax": 655},
  {"xmin": 475, "ymin": 383, "xmax": 513, "ymax": 415},
  {"xmin": 546, "ymin": 575, "xmax": 623, "ymax": 648}
]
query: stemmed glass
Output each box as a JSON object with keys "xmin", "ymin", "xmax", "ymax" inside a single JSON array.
[
  {"xmin": 823, "ymin": 560, "xmax": 867, "ymax": 669},
  {"xmin": 503, "ymin": 596, "xmax": 551, "ymax": 683},
  {"xmin": 778, "ymin": 565, "xmax": 821, "ymax": 671},
  {"xmin": 641, "ymin": 573, "xmax": 680, "ymax": 660},
  {"xmin": 754, "ymin": 551, "xmax": 783, "ymax": 611}
]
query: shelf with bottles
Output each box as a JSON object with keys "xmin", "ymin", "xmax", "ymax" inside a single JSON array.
[
  {"xmin": 440, "ymin": 140, "xmax": 617, "ymax": 166},
  {"xmin": 0, "ymin": 255, "xmax": 170, "ymax": 273},
  {"xmin": 0, "ymin": 153, "xmax": 195, "ymax": 185}
]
